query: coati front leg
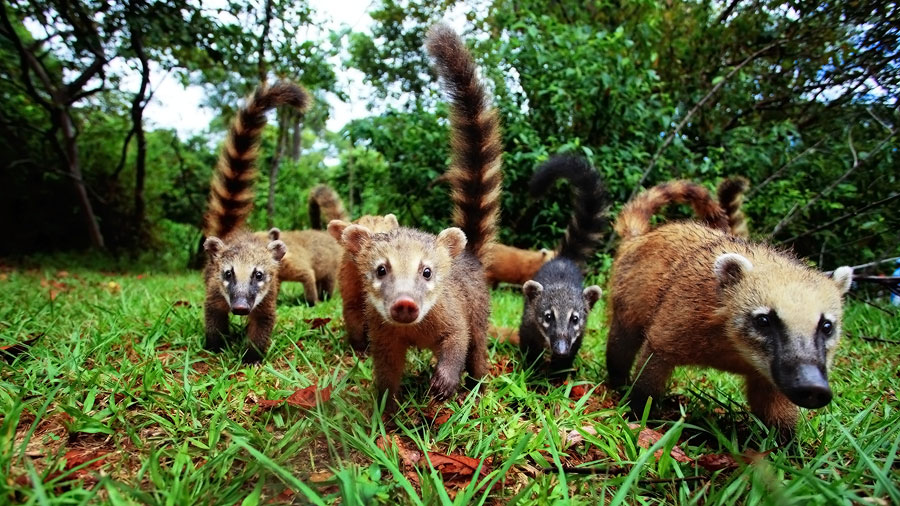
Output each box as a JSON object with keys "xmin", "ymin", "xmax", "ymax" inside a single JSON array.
[
  {"xmin": 371, "ymin": 333, "xmax": 407, "ymax": 413},
  {"xmin": 205, "ymin": 298, "xmax": 231, "ymax": 352},
  {"xmin": 244, "ymin": 292, "xmax": 277, "ymax": 364},
  {"xmin": 518, "ymin": 325, "xmax": 546, "ymax": 370},
  {"xmin": 745, "ymin": 374, "xmax": 799, "ymax": 443},
  {"xmin": 606, "ymin": 310, "xmax": 646, "ymax": 388},
  {"xmin": 430, "ymin": 326, "xmax": 469, "ymax": 401},
  {"xmin": 629, "ymin": 344, "xmax": 675, "ymax": 416}
]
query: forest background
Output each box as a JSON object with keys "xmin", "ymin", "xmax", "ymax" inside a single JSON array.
[{"xmin": 0, "ymin": 0, "xmax": 897, "ymax": 272}]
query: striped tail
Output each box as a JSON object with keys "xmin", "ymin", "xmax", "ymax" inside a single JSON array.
[
  {"xmin": 426, "ymin": 23, "xmax": 503, "ymax": 262},
  {"xmin": 204, "ymin": 81, "xmax": 310, "ymax": 238},
  {"xmin": 717, "ymin": 176, "xmax": 750, "ymax": 238},
  {"xmin": 614, "ymin": 180, "xmax": 729, "ymax": 240},
  {"xmin": 530, "ymin": 155, "xmax": 609, "ymax": 264},
  {"xmin": 308, "ymin": 184, "xmax": 348, "ymax": 229}
]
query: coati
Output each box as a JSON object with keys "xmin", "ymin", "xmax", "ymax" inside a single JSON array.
[
  {"xmin": 327, "ymin": 214, "xmax": 400, "ymax": 352},
  {"xmin": 717, "ymin": 176, "xmax": 750, "ymax": 238},
  {"xmin": 485, "ymin": 244, "xmax": 555, "ymax": 286},
  {"xmin": 606, "ymin": 180, "xmax": 853, "ymax": 439},
  {"xmin": 308, "ymin": 184, "xmax": 349, "ymax": 229},
  {"xmin": 518, "ymin": 156, "xmax": 608, "ymax": 373},
  {"xmin": 259, "ymin": 227, "xmax": 342, "ymax": 305},
  {"xmin": 339, "ymin": 24, "xmax": 502, "ymax": 409},
  {"xmin": 202, "ymin": 81, "xmax": 309, "ymax": 363}
]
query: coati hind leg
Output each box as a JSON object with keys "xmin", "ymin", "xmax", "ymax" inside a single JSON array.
[
  {"xmin": 205, "ymin": 299, "xmax": 230, "ymax": 352},
  {"xmin": 745, "ymin": 374, "xmax": 799, "ymax": 443},
  {"xmin": 629, "ymin": 344, "xmax": 675, "ymax": 416},
  {"xmin": 244, "ymin": 294, "xmax": 277, "ymax": 364},
  {"xmin": 606, "ymin": 310, "xmax": 646, "ymax": 388}
]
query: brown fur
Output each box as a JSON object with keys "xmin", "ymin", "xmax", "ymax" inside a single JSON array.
[
  {"xmin": 308, "ymin": 184, "xmax": 349, "ymax": 229},
  {"xmin": 614, "ymin": 180, "xmax": 729, "ymax": 240},
  {"xmin": 328, "ymin": 214, "xmax": 400, "ymax": 352},
  {"xmin": 717, "ymin": 176, "xmax": 750, "ymax": 238},
  {"xmin": 338, "ymin": 24, "xmax": 502, "ymax": 410},
  {"xmin": 257, "ymin": 228, "xmax": 342, "ymax": 305},
  {"xmin": 607, "ymin": 182, "xmax": 852, "ymax": 439},
  {"xmin": 485, "ymin": 244, "xmax": 555, "ymax": 286},
  {"xmin": 202, "ymin": 81, "xmax": 309, "ymax": 363}
]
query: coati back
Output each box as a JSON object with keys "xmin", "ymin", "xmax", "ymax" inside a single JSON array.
[
  {"xmin": 327, "ymin": 213, "xmax": 400, "ymax": 352},
  {"xmin": 202, "ymin": 81, "xmax": 309, "ymax": 363},
  {"xmin": 339, "ymin": 24, "xmax": 502, "ymax": 409},
  {"xmin": 308, "ymin": 184, "xmax": 349, "ymax": 230},
  {"xmin": 518, "ymin": 156, "xmax": 608, "ymax": 373},
  {"xmin": 607, "ymin": 180, "xmax": 853, "ymax": 440},
  {"xmin": 717, "ymin": 176, "xmax": 750, "ymax": 238},
  {"xmin": 485, "ymin": 244, "xmax": 555, "ymax": 286},
  {"xmin": 258, "ymin": 227, "xmax": 342, "ymax": 305}
]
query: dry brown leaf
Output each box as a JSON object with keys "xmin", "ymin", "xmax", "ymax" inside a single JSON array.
[
  {"xmin": 427, "ymin": 452, "xmax": 488, "ymax": 479},
  {"xmin": 628, "ymin": 423, "xmax": 693, "ymax": 463},
  {"xmin": 1, "ymin": 333, "xmax": 43, "ymax": 363},
  {"xmin": 172, "ymin": 300, "xmax": 192, "ymax": 308},
  {"xmin": 309, "ymin": 471, "xmax": 333, "ymax": 483},
  {"xmin": 741, "ymin": 448, "xmax": 775, "ymax": 465},
  {"xmin": 253, "ymin": 385, "xmax": 332, "ymax": 411},
  {"xmin": 696, "ymin": 453, "xmax": 739, "ymax": 472},
  {"xmin": 304, "ymin": 318, "xmax": 332, "ymax": 330},
  {"xmin": 564, "ymin": 426, "xmax": 598, "ymax": 447}
]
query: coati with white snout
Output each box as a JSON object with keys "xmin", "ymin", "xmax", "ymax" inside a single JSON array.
[
  {"xmin": 518, "ymin": 156, "xmax": 608, "ymax": 373},
  {"xmin": 339, "ymin": 24, "xmax": 502, "ymax": 409},
  {"xmin": 258, "ymin": 227, "xmax": 342, "ymax": 305},
  {"xmin": 202, "ymin": 81, "xmax": 309, "ymax": 363},
  {"xmin": 607, "ymin": 180, "xmax": 853, "ymax": 439}
]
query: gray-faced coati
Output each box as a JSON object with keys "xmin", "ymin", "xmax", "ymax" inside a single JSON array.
[
  {"xmin": 717, "ymin": 176, "xmax": 750, "ymax": 238},
  {"xmin": 327, "ymin": 214, "xmax": 400, "ymax": 352},
  {"xmin": 339, "ymin": 24, "xmax": 502, "ymax": 409},
  {"xmin": 202, "ymin": 81, "xmax": 309, "ymax": 363},
  {"xmin": 518, "ymin": 156, "xmax": 608, "ymax": 373},
  {"xmin": 258, "ymin": 227, "xmax": 342, "ymax": 305},
  {"xmin": 485, "ymin": 244, "xmax": 555, "ymax": 286},
  {"xmin": 606, "ymin": 180, "xmax": 853, "ymax": 439},
  {"xmin": 308, "ymin": 184, "xmax": 349, "ymax": 230}
]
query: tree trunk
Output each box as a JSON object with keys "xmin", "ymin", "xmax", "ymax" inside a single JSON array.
[
  {"xmin": 290, "ymin": 110, "xmax": 302, "ymax": 161},
  {"xmin": 130, "ymin": 24, "xmax": 150, "ymax": 232},
  {"xmin": 58, "ymin": 108, "xmax": 105, "ymax": 248},
  {"xmin": 266, "ymin": 107, "xmax": 289, "ymax": 228}
]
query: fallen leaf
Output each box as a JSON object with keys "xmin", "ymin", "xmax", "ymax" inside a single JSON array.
[
  {"xmin": 172, "ymin": 300, "xmax": 192, "ymax": 308},
  {"xmin": 570, "ymin": 384, "xmax": 589, "ymax": 400},
  {"xmin": 628, "ymin": 423, "xmax": 693, "ymax": 463},
  {"xmin": 564, "ymin": 426, "xmax": 598, "ymax": 447},
  {"xmin": 741, "ymin": 448, "xmax": 775, "ymax": 465},
  {"xmin": 309, "ymin": 471, "xmax": 333, "ymax": 483},
  {"xmin": 377, "ymin": 435, "xmax": 422, "ymax": 468},
  {"xmin": 1, "ymin": 334, "xmax": 43, "ymax": 363},
  {"xmin": 285, "ymin": 385, "xmax": 332, "ymax": 408},
  {"xmin": 304, "ymin": 318, "xmax": 331, "ymax": 330},
  {"xmin": 56, "ymin": 270, "xmax": 70, "ymax": 278},
  {"xmin": 62, "ymin": 448, "xmax": 110, "ymax": 473},
  {"xmin": 427, "ymin": 452, "xmax": 488, "ymax": 479},
  {"xmin": 696, "ymin": 453, "xmax": 738, "ymax": 472}
]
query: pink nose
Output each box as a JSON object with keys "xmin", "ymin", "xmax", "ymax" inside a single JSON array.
[{"xmin": 390, "ymin": 297, "xmax": 419, "ymax": 323}]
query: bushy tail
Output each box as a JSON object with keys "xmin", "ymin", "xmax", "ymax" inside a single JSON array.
[
  {"xmin": 204, "ymin": 81, "xmax": 310, "ymax": 238},
  {"xmin": 717, "ymin": 176, "xmax": 750, "ymax": 238},
  {"xmin": 426, "ymin": 23, "xmax": 503, "ymax": 261},
  {"xmin": 530, "ymin": 155, "xmax": 609, "ymax": 264},
  {"xmin": 308, "ymin": 184, "xmax": 348, "ymax": 229},
  {"xmin": 614, "ymin": 180, "xmax": 729, "ymax": 240}
]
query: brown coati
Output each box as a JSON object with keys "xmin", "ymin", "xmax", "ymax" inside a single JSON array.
[
  {"xmin": 202, "ymin": 81, "xmax": 310, "ymax": 363},
  {"xmin": 606, "ymin": 180, "xmax": 853, "ymax": 439},
  {"xmin": 258, "ymin": 227, "xmax": 342, "ymax": 305},
  {"xmin": 308, "ymin": 184, "xmax": 349, "ymax": 229},
  {"xmin": 327, "ymin": 214, "xmax": 400, "ymax": 352},
  {"xmin": 338, "ymin": 24, "xmax": 502, "ymax": 409},
  {"xmin": 518, "ymin": 156, "xmax": 608, "ymax": 374},
  {"xmin": 717, "ymin": 176, "xmax": 750, "ymax": 238},
  {"xmin": 485, "ymin": 244, "xmax": 555, "ymax": 286}
]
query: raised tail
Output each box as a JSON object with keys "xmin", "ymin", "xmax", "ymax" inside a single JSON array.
[
  {"xmin": 204, "ymin": 81, "xmax": 310, "ymax": 238},
  {"xmin": 717, "ymin": 176, "xmax": 750, "ymax": 238},
  {"xmin": 426, "ymin": 23, "xmax": 503, "ymax": 261},
  {"xmin": 530, "ymin": 155, "xmax": 609, "ymax": 264},
  {"xmin": 614, "ymin": 180, "xmax": 729, "ymax": 240},
  {"xmin": 308, "ymin": 184, "xmax": 348, "ymax": 229}
]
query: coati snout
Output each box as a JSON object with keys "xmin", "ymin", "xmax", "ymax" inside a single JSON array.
[{"xmin": 204, "ymin": 236, "xmax": 287, "ymax": 315}]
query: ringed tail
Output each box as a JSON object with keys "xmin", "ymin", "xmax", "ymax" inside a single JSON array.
[
  {"xmin": 717, "ymin": 176, "xmax": 750, "ymax": 238},
  {"xmin": 308, "ymin": 184, "xmax": 348, "ymax": 229},
  {"xmin": 530, "ymin": 155, "xmax": 609, "ymax": 264},
  {"xmin": 204, "ymin": 81, "xmax": 311, "ymax": 238},
  {"xmin": 614, "ymin": 180, "xmax": 729, "ymax": 240},
  {"xmin": 426, "ymin": 23, "xmax": 503, "ymax": 262}
]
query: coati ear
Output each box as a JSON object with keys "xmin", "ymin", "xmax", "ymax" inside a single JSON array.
[
  {"xmin": 540, "ymin": 248, "xmax": 551, "ymax": 259},
  {"xmin": 713, "ymin": 253, "xmax": 753, "ymax": 287},
  {"xmin": 203, "ymin": 237, "xmax": 225, "ymax": 257},
  {"xmin": 342, "ymin": 225, "xmax": 372, "ymax": 255},
  {"xmin": 327, "ymin": 220, "xmax": 350, "ymax": 243},
  {"xmin": 831, "ymin": 266, "xmax": 853, "ymax": 294},
  {"xmin": 583, "ymin": 285, "xmax": 602, "ymax": 311},
  {"xmin": 436, "ymin": 227, "xmax": 467, "ymax": 258},
  {"xmin": 268, "ymin": 240, "xmax": 287, "ymax": 261},
  {"xmin": 384, "ymin": 214, "xmax": 399, "ymax": 229},
  {"xmin": 267, "ymin": 227, "xmax": 281, "ymax": 241},
  {"xmin": 523, "ymin": 280, "xmax": 543, "ymax": 300}
]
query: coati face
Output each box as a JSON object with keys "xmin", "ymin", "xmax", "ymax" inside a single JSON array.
[
  {"xmin": 522, "ymin": 281, "xmax": 602, "ymax": 357},
  {"xmin": 341, "ymin": 225, "xmax": 464, "ymax": 325},
  {"xmin": 714, "ymin": 253, "xmax": 853, "ymax": 409},
  {"xmin": 204, "ymin": 236, "xmax": 287, "ymax": 315}
]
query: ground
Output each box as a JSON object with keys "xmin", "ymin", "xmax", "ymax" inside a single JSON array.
[{"xmin": 0, "ymin": 259, "xmax": 898, "ymax": 505}]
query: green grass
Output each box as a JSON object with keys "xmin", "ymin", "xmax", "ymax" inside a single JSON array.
[{"xmin": 1, "ymin": 260, "xmax": 898, "ymax": 505}]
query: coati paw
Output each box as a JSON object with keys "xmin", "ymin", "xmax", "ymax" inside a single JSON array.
[
  {"xmin": 241, "ymin": 348, "xmax": 264, "ymax": 365},
  {"xmin": 429, "ymin": 371, "xmax": 460, "ymax": 401},
  {"xmin": 205, "ymin": 335, "xmax": 226, "ymax": 352}
]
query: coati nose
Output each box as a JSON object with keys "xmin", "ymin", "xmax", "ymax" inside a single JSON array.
[
  {"xmin": 231, "ymin": 300, "xmax": 251, "ymax": 316},
  {"xmin": 390, "ymin": 297, "xmax": 419, "ymax": 324},
  {"xmin": 552, "ymin": 339, "xmax": 570, "ymax": 356},
  {"xmin": 781, "ymin": 363, "xmax": 833, "ymax": 409}
]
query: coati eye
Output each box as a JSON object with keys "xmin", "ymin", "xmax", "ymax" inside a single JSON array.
[
  {"xmin": 753, "ymin": 314, "xmax": 771, "ymax": 329},
  {"xmin": 571, "ymin": 314, "xmax": 579, "ymax": 324},
  {"xmin": 543, "ymin": 312, "xmax": 553, "ymax": 323},
  {"xmin": 223, "ymin": 269, "xmax": 233, "ymax": 280},
  {"xmin": 253, "ymin": 270, "xmax": 264, "ymax": 281},
  {"xmin": 376, "ymin": 265, "xmax": 387, "ymax": 278},
  {"xmin": 820, "ymin": 320, "xmax": 834, "ymax": 336},
  {"xmin": 422, "ymin": 267, "xmax": 432, "ymax": 280}
]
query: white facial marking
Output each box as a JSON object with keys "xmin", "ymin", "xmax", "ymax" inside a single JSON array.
[{"xmin": 751, "ymin": 307, "xmax": 771, "ymax": 317}]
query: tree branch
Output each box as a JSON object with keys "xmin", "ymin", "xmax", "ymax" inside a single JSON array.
[
  {"xmin": 746, "ymin": 138, "xmax": 825, "ymax": 199},
  {"xmin": 780, "ymin": 193, "xmax": 900, "ymax": 245}
]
